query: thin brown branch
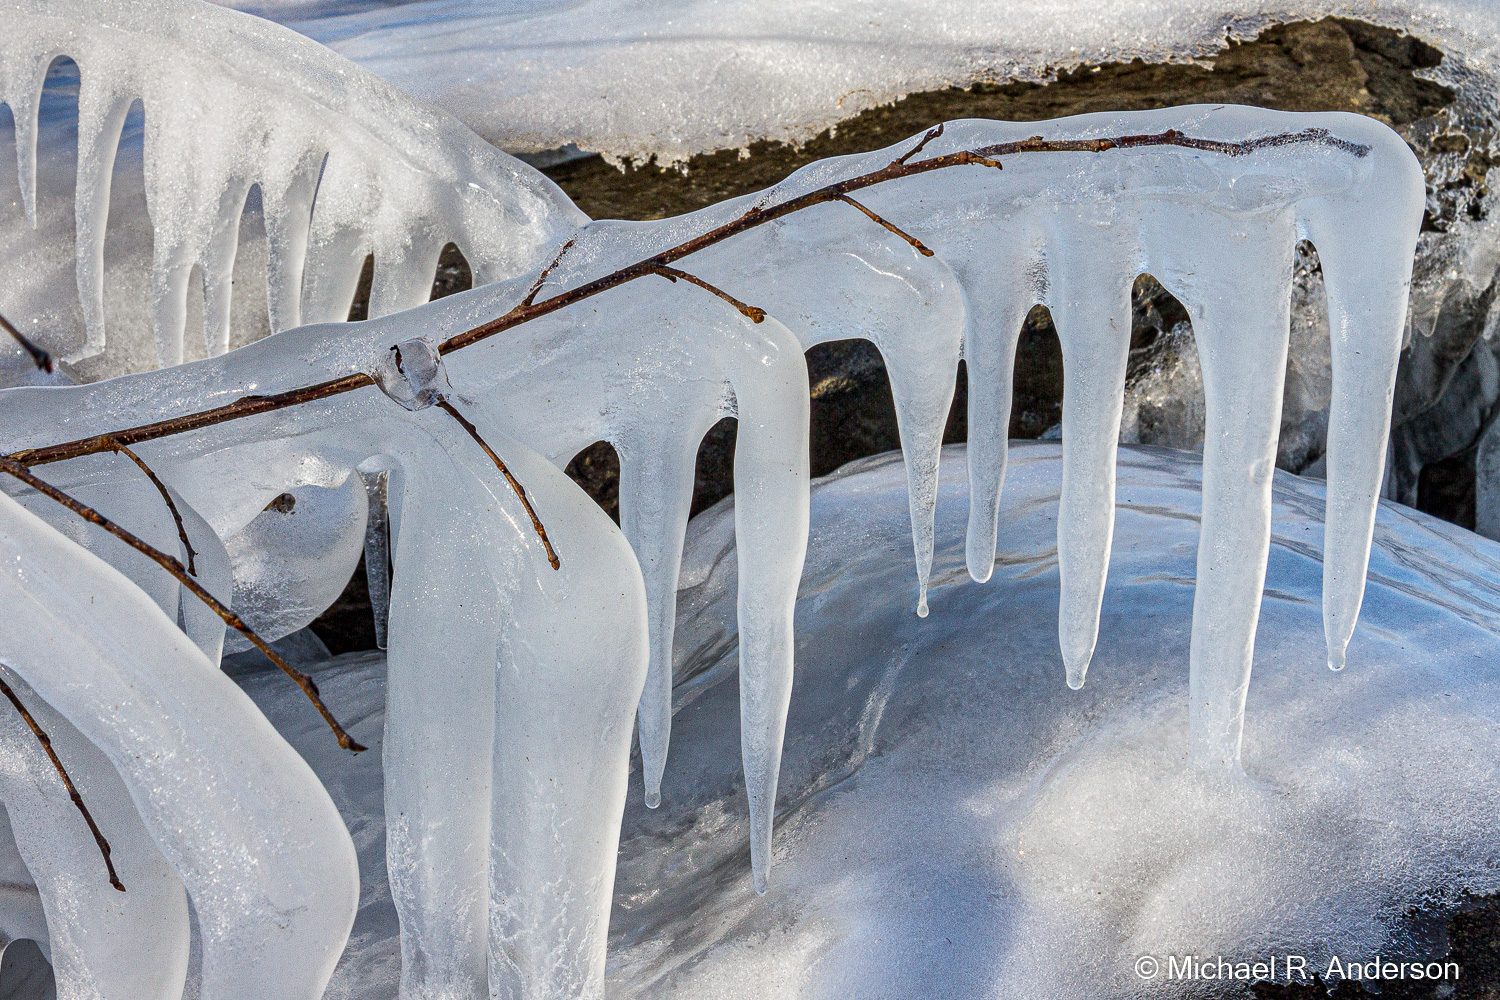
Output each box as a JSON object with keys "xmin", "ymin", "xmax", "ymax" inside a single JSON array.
[
  {"xmin": 434, "ymin": 397, "xmax": 560, "ymax": 570},
  {"xmin": 834, "ymin": 195, "xmax": 935, "ymax": 257},
  {"xmin": 108, "ymin": 440, "xmax": 198, "ymax": 576},
  {"xmin": 0, "ymin": 669, "xmax": 123, "ymax": 891},
  {"xmin": 9, "ymin": 372, "xmax": 375, "ymax": 468},
  {"xmin": 520, "ymin": 237, "xmax": 577, "ymax": 308},
  {"xmin": 0, "ymin": 311, "xmax": 52, "ymax": 374},
  {"xmin": 0, "ymin": 459, "xmax": 366, "ymax": 753},
  {"xmin": 648, "ymin": 265, "xmax": 766, "ymax": 323},
  {"xmin": 895, "ymin": 122, "xmax": 944, "ymax": 165}
]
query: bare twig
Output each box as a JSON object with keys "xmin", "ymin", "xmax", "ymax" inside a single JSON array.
[
  {"xmin": 434, "ymin": 398, "xmax": 560, "ymax": 570},
  {"xmin": 107, "ymin": 440, "xmax": 198, "ymax": 576},
  {"xmin": 0, "ymin": 458, "xmax": 366, "ymax": 753},
  {"xmin": 648, "ymin": 265, "xmax": 766, "ymax": 323},
  {"xmin": 0, "ymin": 311, "xmax": 52, "ymax": 374},
  {"xmin": 8, "ymin": 373, "xmax": 376, "ymax": 468},
  {"xmin": 521, "ymin": 237, "xmax": 577, "ymax": 308},
  {"xmin": 0, "ymin": 669, "xmax": 123, "ymax": 891},
  {"xmin": 896, "ymin": 122, "xmax": 945, "ymax": 165},
  {"xmin": 833, "ymin": 195, "xmax": 934, "ymax": 257}
]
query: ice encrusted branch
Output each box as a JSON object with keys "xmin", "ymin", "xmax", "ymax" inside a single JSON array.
[
  {"xmin": 0, "ymin": 457, "xmax": 366, "ymax": 752},
  {"xmin": 0, "ymin": 668, "xmax": 122, "ymax": 891},
  {"xmin": 9, "ymin": 125, "xmax": 1357, "ymax": 467}
]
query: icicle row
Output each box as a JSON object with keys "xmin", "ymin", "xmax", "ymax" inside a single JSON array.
[{"xmin": 0, "ymin": 0, "xmax": 584, "ymax": 366}]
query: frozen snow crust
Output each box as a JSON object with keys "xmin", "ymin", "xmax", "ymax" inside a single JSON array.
[
  {"xmin": 245, "ymin": 443, "xmax": 1500, "ymax": 999},
  {"xmin": 226, "ymin": 0, "xmax": 1500, "ymax": 168}
]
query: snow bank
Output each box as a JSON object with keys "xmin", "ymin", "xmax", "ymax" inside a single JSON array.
[{"xmin": 214, "ymin": 0, "xmax": 1500, "ymax": 166}]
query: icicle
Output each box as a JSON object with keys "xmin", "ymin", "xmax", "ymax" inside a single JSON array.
[
  {"xmin": 300, "ymin": 225, "xmax": 371, "ymax": 325},
  {"xmin": 1048, "ymin": 229, "xmax": 1135, "ymax": 690},
  {"xmin": 361, "ymin": 467, "xmax": 392, "ymax": 650},
  {"xmin": 617, "ymin": 426, "xmax": 710, "ymax": 808},
  {"xmin": 0, "ymin": 666, "xmax": 192, "ymax": 1000},
  {"xmin": 1300, "ymin": 126, "xmax": 1424, "ymax": 674},
  {"xmin": 262, "ymin": 164, "xmax": 321, "ymax": 334},
  {"xmin": 71, "ymin": 82, "xmax": 133, "ymax": 363},
  {"xmin": 1160, "ymin": 214, "xmax": 1296, "ymax": 766},
  {"xmin": 369, "ymin": 234, "xmax": 447, "ymax": 318},
  {"xmin": 199, "ymin": 181, "xmax": 254, "ymax": 358},
  {"xmin": 2, "ymin": 47, "xmax": 50, "ymax": 229},
  {"xmin": 464, "ymin": 410, "xmax": 649, "ymax": 1000}
]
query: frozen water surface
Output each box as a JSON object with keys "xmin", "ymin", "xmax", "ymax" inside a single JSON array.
[{"xmin": 240, "ymin": 444, "xmax": 1500, "ymax": 998}]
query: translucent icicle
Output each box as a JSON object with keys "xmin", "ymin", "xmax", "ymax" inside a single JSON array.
[
  {"xmin": 1167, "ymin": 215, "xmax": 1295, "ymax": 766},
  {"xmin": 1048, "ymin": 226, "xmax": 1135, "ymax": 690},
  {"xmin": 1300, "ymin": 127, "xmax": 1425, "ymax": 673},
  {"xmin": 362, "ymin": 467, "xmax": 392, "ymax": 650},
  {"xmin": 617, "ymin": 425, "xmax": 711, "ymax": 809}
]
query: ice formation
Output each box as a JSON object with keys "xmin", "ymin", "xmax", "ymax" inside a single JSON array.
[
  {"xmin": 0, "ymin": 0, "xmax": 583, "ymax": 368},
  {"xmin": 0, "ymin": 8, "xmax": 1433, "ymax": 991},
  {"xmin": 0, "ymin": 107, "xmax": 1425, "ymax": 1000}
]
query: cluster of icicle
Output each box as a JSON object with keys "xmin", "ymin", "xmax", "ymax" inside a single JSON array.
[
  {"xmin": 0, "ymin": 0, "xmax": 583, "ymax": 367},
  {"xmin": 0, "ymin": 3, "xmax": 1424, "ymax": 999}
]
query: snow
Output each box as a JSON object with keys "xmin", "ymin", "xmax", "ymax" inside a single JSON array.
[
  {"xmin": 219, "ymin": 443, "xmax": 1500, "ymax": 998},
  {"xmin": 211, "ymin": 0, "xmax": 1500, "ymax": 168}
]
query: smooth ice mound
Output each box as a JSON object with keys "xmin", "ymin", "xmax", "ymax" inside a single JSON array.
[{"xmin": 226, "ymin": 443, "xmax": 1500, "ymax": 999}]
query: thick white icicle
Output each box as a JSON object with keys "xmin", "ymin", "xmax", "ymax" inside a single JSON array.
[
  {"xmin": 0, "ymin": 487, "xmax": 360, "ymax": 1000},
  {"xmin": 0, "ymin": 668, "xmax": 191, "ymax": 1000},
  {"xmin": 1161, "ymin": 214, "xmax": 1296, "ymax": 766},
  {"xmin": 71, "ymin": 79, "xmax": 133, "ymax": 363},
  {"xmin": 1048, "ymin": 226, "xmax": 1135, "ymax": 689},
  {"xmin": 1298, "ymin": 130, "xmax": 1425, "ymax": 673}
]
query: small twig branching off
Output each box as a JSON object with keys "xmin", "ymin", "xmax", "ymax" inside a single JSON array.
[
  {"xmin": 0, "ymin": 311, "xmax": 52, "ymax": 374},
  {"xmin": 0, "ymin": 458, "xmax": 366, "ymax": 753},
  {"xmin": 107, "ymin": 440, "xmax": 198, "ymax": 576},
  {"xmin": 833, "ymin": 195, "xmax": 935, "ymax": 256},
  {"xmin": 0, "ymin": 668, "xmax": 123, "ymax": 891},
  {"xmin": 434, "ymin": 397, "xmax": 561, "ymax": 570},
  {"xmin": 648, "ymin": 265, "xmax": 767, "ymax": 323},
  {"xmin": 895, "ymin": 122, "xmax": 946, "ymax": 165},
  {"xmin": 521, "ymin": 237, "xmax": 577, "ymax": 308}
]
